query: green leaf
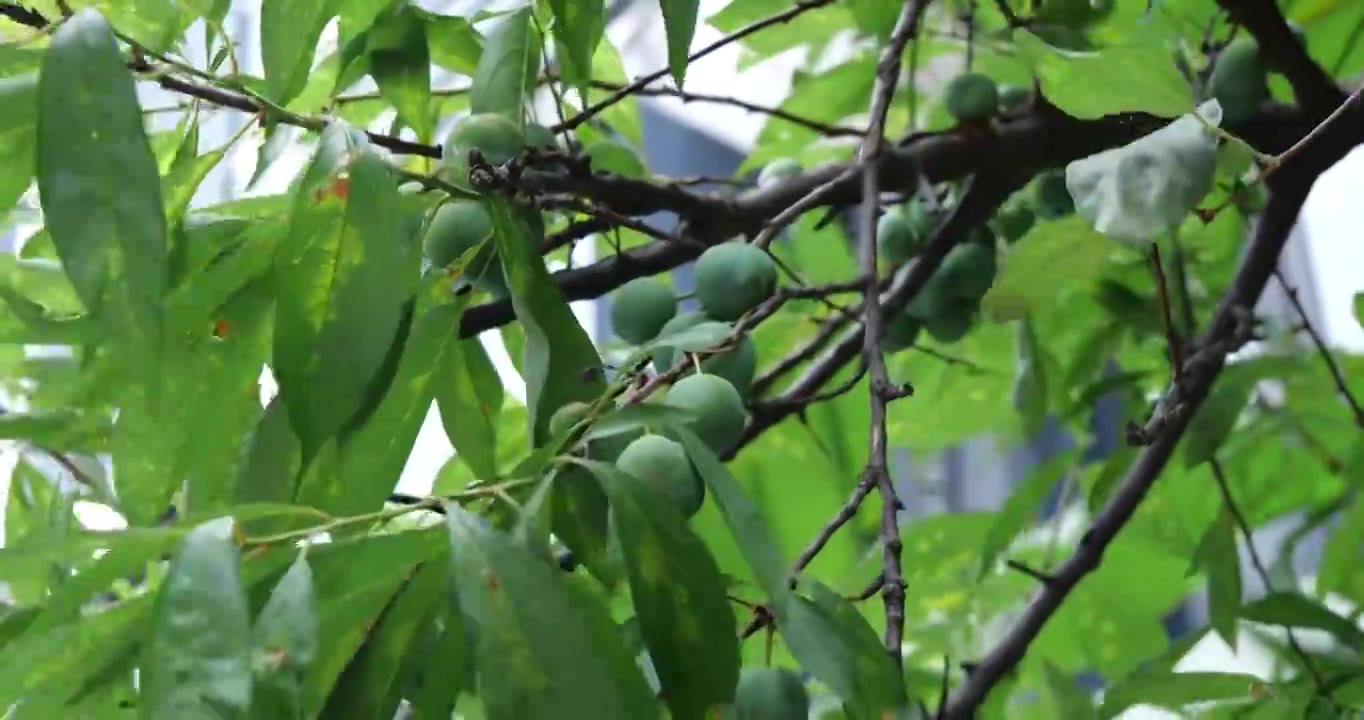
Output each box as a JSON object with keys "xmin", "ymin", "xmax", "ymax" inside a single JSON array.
[
  {"xmin": 1012, "ymin": 317, "xmax": 1054, "ymax": 439},
  {"xmin": 436, "ymin": 328, "xmax": 503, "ymax": 481},
  {"xmin": 142, "ymin": 517, "xmax": 253, "ymax": 718},
  {"xmin": 847, "ymin": 0, "xmax": 900, "ymax": 39},
  {"xmin": 0, "ymin": 73, "xmax": 37, "ymax": 220},
  {"xmin": 365, "ymin": 2, "xmax": 434, "ymax": 142},
  {"xmin": 1188, "ymin": 510, "xmax": 1242, "ymax": 649},
  {"xmin": 444, "ymin": 506, "xmax": 658, "ymax": 720},
  {"xmin": 981, "ymin": 217, "xmax": 1112, "ymax": 322},
  {"xmin": 162, "ymin": 118, "xmax": 229, "ymax": 226},
  {"xmin": 575, "ymin": 459, "xmax": 739, "ymax": 720},
  {"xmin": 470, "ymin": 7, "xmax": 542, "ymax": 119},
  {"xmin": 977, "ymin": 450, "xmax": 1078, "ymax": 580},
  {"xmin": 658, "ymin": 0, "xmax": 698, "ymax": 86},
  {"xmin": 37, "ymin": 9, "xmax": 168, "ymax": 377},
  {"xmin": 1183, "ymin": 375, "xmax": 1255, "ymax": 469},
  {"xmin": 1066, "ymin": 102, "xmax": 1221, "ymax": 246},
  {"xmin": 422, "ymin": 12, "xmax": 484, "ymax": 75},
  {"xmin": 548, "ymin": 0, "xmax": 605, "ymax": 87},
  {"xmin": 1353, "ymin": 292, "xmax": 1362, "ymax": 330},
  {"xmin": 1240, "ymin": 592, "xmax": 1364, "ymax": 652},
  {"xmin": 1099, "ymin": 671, "xmax": 1259, "ymax": 718},
  {"xmin": 274, "ymin": 127, "xmax": 421, "ymax": 460},
  {"xmin": 774, "ymin": 582, "xmax": 908, "ymax": 719},
  {"xmin": 1040, "ymin": 661, "xmax": 1098, "ymax": 719},
  {"xmin": 674, "ymin": 430, "xmax": 788, "ymax": 598},
  {"xmin": 1318, "ymin": 493, "xmax": 1364, "ymax": 604},
  {"xmin": 401, "ymin": 587, "xmax": 467, "ymax": 720},
  {"xmin": 0, "ymin": 600, "xmax": 150, "ymax": 711},
  {"xmin": 234, "ymin": 397, "xmax": 304, "ymax": 521},
  {"xmin": 1015, "ymin": 27, "xmax": 1194, "ymax": 120},
  {"xmin": 320, "ymin": 560, "xmax": 448, "ymax": 720},
  {"xmin": 549, "ymin": 464, "xmax": 616, "ymax": 585},
  {"xmin": 260, "ymin": 0, "xmax": 337, "ymax": 105},
  {"xmin": 486, "ymin": 196, "xmax": 604, "ymax": 446},
  {"xmin": 249, "ymin": 551, "xmax": 318, "ymax": 720},
  {"xmin": 300, "ymin": 529, "xmax": 447, "ymax": 714},
  {"xmin": 322, "ymin": 289, "xmax": 469, "ymax": 517}
]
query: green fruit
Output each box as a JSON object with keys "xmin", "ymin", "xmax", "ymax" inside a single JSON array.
[
  {"xmin": 525, "ymin": 122, "xmax": 558, "ymax": 149},
  {"xmin": 549, "ymin": 401, "xmax": 590, "ymax": 438},
  {"xmin": 1032, "ymin": 171, "xmax": 1074, "ymax": 219},
  {"xmin": 924, "ymin": 300, "xmax": 976, "ymax": 343},
  {"xmin": 877, "ymin": 207, "xmax": 917, "ymax": 264},
  {"xmin": 615, "ymin": 434, "xmax": 705, "ymax": 518},
  {"xmin": 610, "ymin": 278, "xmax": 677, "ymax": 344},
  {"xmin": 665, "ymin": 373, "xmax": 747, "ymax": 454},
  {"xmin": 699, "ymin": 334, "xmax": 758, "ymax": 401},
  {"xmin": 1208, "ymin": 38, "xmax": 1267, "ymax": 125},
  {"xmin": 652, "ymin": 313, "xmax": 757, "ymax": 399},
  {"xmin": 694, "ymin": 243, "xmax": 779, "ymax": 322},
  {"xmin": 730, "ymin": 668, "xmax": 810, "ymax": 720},
  {"xmin": 583, "ymin": 140, "xmax": 647, "ymax": 177},
  {"xmin": 881, "ymin": 312, "xmax": 922, "ymax": 353},
  {"xmin": 942, "ymin": 241, "xmax": 997, "ymax": 301},
  {"xmin": 997, "ymin": 84, "xmax": 1031, "ymax": 114},
  {"xmin": 444, "ymin": 113, "xmax": 526, "ymax": 166},
  {"xmin": 994, "ymin": 204, "xmax": 1035, "ymax": 243},
  {"xmin": 944, "ymin": 72, "xmax": 999, "ymax": 123},
  {"xmin": 904, "ymin": 272, "xmax": 954, "ymax": 320},
  {"xmin": 757, "ymin": 158, "xmax": 802, "ymax": 188},
  {"xmin": 423, "ymin": 201, "xmax": 506, "ymax": 294}
]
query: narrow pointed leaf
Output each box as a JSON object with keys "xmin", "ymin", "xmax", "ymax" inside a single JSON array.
[
  {"xmin": 249, "ymin": 552, "xmax": 318, "ymax": 720},
  {"xmin": 274, "ymin": 127, "xmax": 421, "ymax": 462},
  {"xmin": 575, "ymin": 459, "xmax": 739, "ymax": 720},
  {"xmin": 486, "ymin": 196, "xmax": 604, "ymax": 446},
  {"xmin": 444, "ymin": 506, "xmax": 657, "ymax": 720},
  {"xmin": 366, "ymin": 2, "xmax": 434, "ymax": 142},
  {"xmin": 658, "ymin": 0, "xmax": 699, "ymax": 86},
  {"xmin": 548, "ymin": 0, "xmax": 605, "ymax": 87},
  {"xmin": 37, "ymin": 9, "xmax": 167, "ymax": 376},
  {"xmin": 436, "ymin": 328, "xmax": 502, "ymax": 480},
  {"xmin": 1240, "ymin": 592, "xmax": 1364, "ymax": 652},
  {"xmin": 141, "ymin": 517, "xmax": 253, "ymax": 718},
  {"xmin": 1099, "ymin": 671, "xmax": 1260, "ymax": 718},
  {"xmin": 1188, "ymin": 510, "xmax": 1241, "ymax": 649},
  {"xmin": 0, "ymin": 73, "xmax": 37, "ymax": 220},
  {"xmin": 260, "ymin": 0, "xmax": 337, "ymax": 105},
  {"xmin": 470, "ymin": 7, "xmax": 541, "ymax": 118},
  {"xmin": 320, "ymin": 560, "xmax": 447, "ymax": 720},
  {"xmin": 977, "ymin": 450, "xmax": 1078, "ymax": 581}
]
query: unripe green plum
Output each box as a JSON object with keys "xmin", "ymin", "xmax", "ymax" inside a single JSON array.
[
  {"xmin": 665, "ymin": 373, "xmax": 747, "ymax": 454},
  {"xmin": 610, "ymin": 278, "xmax": 678, "ymax": 344},
  {"xmin": 877, "ymin": 207, "xmax": 917, "ymax": 264},
  {"xmin": 944, "ymin": 72, "xmax": 1000, "ymax": 123},
  {"xmin": 549, "ymin": 401, "xmax": 591, "ymax": 438},
  {"xmin": 439, "ymin": 113, "xmax": 527, "ymax": 189},
  {"xmin": 615, "ymin": 434, "xmax": 705, "ymax": 518},
  {"xmin": 725, "ymin": 668, "xmax": 810, "ymax": 720},
  {"xmin": 997, "ymin": 84, "xmax": 1031, "ymax": 115},
  {"xmin": 1208, "ymin": 37, "xmax": 1267, "ymax": 125},
  {"xmin": 942, "ymin": 240, "xmax": 997, "ymax": 301},
  {"xmin": 924, "ymin": 301, "xmax": 976, "ymax": 343},
  {"xmin": 757, "ymin": 158, "xmax": 802, "ymax": 188},
  {"xmin": 994, "ymin": 204, "xmax": 1035, "ymax": 243},
  {"xmin": 694, "ymin": 243, "xmax": 778, "ymax": 322},
  {"xmin": 881, "ymin": 312, "xmax": 923, "ymax": 353},
  {"xmin": 652, "ymin": 312, "xmax": 757, "ymax": 399},
  {"xmin": 525, "ymin": 122, "xmax": 558, "ymax": 149},
  {"xmin": 423, "ymin": 201, "xmax": 506, "ymax": 295},
  {"xmin": 1032, "ymin": 171, "xmax": 1074, "ymax": 219}
]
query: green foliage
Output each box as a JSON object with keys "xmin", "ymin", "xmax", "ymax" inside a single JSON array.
[{"xmin": 2, "ymin": 2, "xmax": 1363, "ymax": 719}]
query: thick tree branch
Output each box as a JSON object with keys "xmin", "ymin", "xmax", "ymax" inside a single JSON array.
[
  {"xmin": 938, "ymin": 87, "xmax": 1364, "ymax": 719},
  {"xmin": 855, "ymin": 0, "xmax": 927, "ymax": 664}
]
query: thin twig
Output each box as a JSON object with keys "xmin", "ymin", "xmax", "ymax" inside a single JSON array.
[
  {"xmin": 554, "ymin": 0, "xmax": 838, "ymax": 132},
  {"xmin": 1273, "ymin": 269, "xmax": 1364, "ymax": 427},
  {"xmin": 1209, "ymin": 458, "xmax": 1329, "ymax": 691},
  {"xmin": 585, "ymin": 81, "xmax": 865, "ymax": 137},
  {"xmin": 854, "ymin": 0, "xmax": 929, "ymax": 665}
]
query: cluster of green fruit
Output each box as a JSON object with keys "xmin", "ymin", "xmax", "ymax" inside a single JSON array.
[
  {"xmin": 1206, "ymin": 26, "xmax": 1306, "ymax": 125},
  {"xmin": 943, "ymin": 72, "xmax": 1033, "ymax": 124},
  {"xmin": 719, "ymin": 667, "xmax": 810, "ymax": 719},
  {"xmin": 545, "ymin": 242, "xmax": 781, "ymax": 520}
]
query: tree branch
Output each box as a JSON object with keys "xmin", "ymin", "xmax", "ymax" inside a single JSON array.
[
  {"xmin": 938, "ymin": 87, "xmax": 1364, "ymax": 719},
  {"xmin": 855, "ymin": 0, "xmax": 928, "ymax": 665},
  {"xmin": 1274, "ymin": 269, "xmax": 1364, "ymax": 427}
]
